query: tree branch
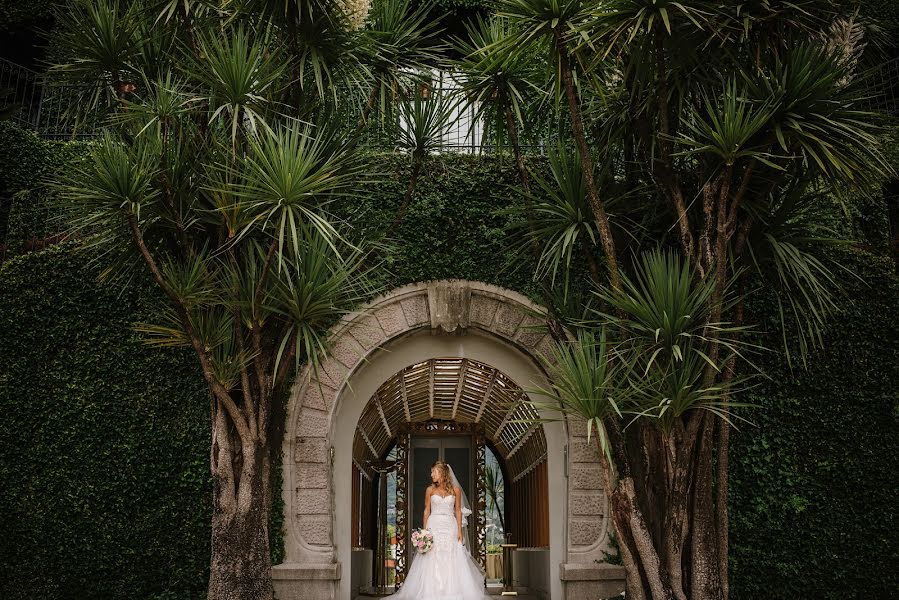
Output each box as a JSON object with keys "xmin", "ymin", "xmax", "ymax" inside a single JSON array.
[
  {"xmin": 254, "ymin": 237, "xmax": 279, "ymax": 315},
  {"xmin": 126, "ymin": 213, "xmax": 252, "ymax": 441},
  {"xmin": 699, "ymin": 169, "xmax": 724, "ymax": 276},
  {"xmin": 733, "ymin": 216, "xmax": 754, "ymax": 257},
  {"xmin": 211, "ymin": 398, "xmax": 238, "ymax": 510},
  {"xmin": 651, "ymin": 25, "xmax": 697, "ymax": 263},
  {"xmin": 716, "ymin": 281, "xmax": 746, "ymax": 600},
  {"xmin": 725, "ymin": 159, "xmax": 758, "ymax": 233},
  {"xmin": 701, "ymin": 167, "xmax": 734, "ymax": 387},
  {"xmin": 654, "ymin": 26, "xmax": 673, "ymax": 162},
  {"xmin": 556, "ymin": 32, "xmax": 621, "ymax": 291},
  {"xmin": 249, "ymin": 236, "xmax": 279, "ymax": 424},
  {"xmin": 228, "ymin": 244, "xmax": 258, "ymax": 440},
  {"xmin": 251, "ymin": 323, "xmax": 272, "ymax": 445},
  {"xmin": 272, "ymin": 329, "xmax": 298, "ymax": 395},
  {"xmin": 355, "ymin": 84, "xmax": 381, "ymax": 134}
]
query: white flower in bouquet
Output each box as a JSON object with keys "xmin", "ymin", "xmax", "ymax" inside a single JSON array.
[{"xmin": 410, "ymin": 527, "xmax": 434, "ymax": 554}]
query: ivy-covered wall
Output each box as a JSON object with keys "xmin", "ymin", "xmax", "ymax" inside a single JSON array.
[
  {"xmin": 730, "ymin": 250, "xmax": 899, "ymax": 600},
  {"xmin": 1, "ymin": 125, "xmax": 897, "ymax": 600},
  {"xmin": 0, "ymin": 243, "xmax": 212, "ymax": 600},
  {"xmin": 332, "ymin": 151, "xmax": 541, "ymax": 295},
  {"xmin": 0, "ymin": 123, "xmax": 86, "ymax": 258}
]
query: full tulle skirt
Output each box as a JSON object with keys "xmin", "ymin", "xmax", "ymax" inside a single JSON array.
[{"xmin": 390, "ymin": 513, "xmax": 490, "ymax": 600}]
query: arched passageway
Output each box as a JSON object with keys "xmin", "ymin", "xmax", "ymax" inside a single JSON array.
[{"xmin": 274, "ymin": 280, "xmax": 623, "ymax": 600}]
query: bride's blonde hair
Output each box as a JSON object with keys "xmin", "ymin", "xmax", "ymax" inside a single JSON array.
[{"xmin": 431, "ymin": 460, "xmax": 453, "ymax": 495}]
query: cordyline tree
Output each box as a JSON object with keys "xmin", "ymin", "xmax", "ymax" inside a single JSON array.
[
  {"xmin": 472, "ymin": 1, "xmax": 892, "ymax": 600},
  {"xmin": 47, "ymin": 0, "xmax": 443, "ymax": 597}
]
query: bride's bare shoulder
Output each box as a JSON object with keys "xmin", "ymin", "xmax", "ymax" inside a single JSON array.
[{"xmin": 453, "ymin": 484, "xmax": 461, "ymax": 495}]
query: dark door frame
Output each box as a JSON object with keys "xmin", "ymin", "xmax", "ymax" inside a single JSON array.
[{"xmin": 394, "ymin": 420, "xmax": 487, "ymax": 588}]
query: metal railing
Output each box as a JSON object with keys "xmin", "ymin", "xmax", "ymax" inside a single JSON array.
[
  {"xmin": 4, "ymin": 56, "xmax": 899, "ymax": 144},
  {"xmin": 0, "ymin": 59, "xmax": 561, "ymax": 150},
  {"xmin": 1, "ymin": 58, "xmax": 97, "ymax": 139},
  {"xmin": 864, "ymin": 56, "xmax": 899, "ymax": 116},
  {"xmin": 1, "ymin": 58, "xmax": 44, "ymax": 130}
]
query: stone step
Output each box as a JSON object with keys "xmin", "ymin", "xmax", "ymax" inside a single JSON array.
[
  {"xmin": 356, "ymin": 596, "xmax": 542, "ymax": 600},
  {"xmin": 356, "ymin": 589, "xmax": 542, "ymax": 600}
]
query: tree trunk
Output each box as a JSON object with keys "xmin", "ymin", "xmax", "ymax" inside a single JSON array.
[
  {"xmin": 597, "ymin": 425, "xmax": 674, "ymax": 600},
  {"xmin": 391, "ymin": 158, "xmax": 423, "ymax": 228},
  {"xmin": 207, "ymin": 404, "xmax": 274, "ymax": 600},
  {"xmin": 689, "ymin": 173, "xmax": 735, "ymax": 600},
  {"xmin": 716, "ymin": 290, "xmax": 746, "ymax": 600},
  {"xmin": 661, "ymin": 427, "xmax": 692, "ymax": 600},
  {"xmin": 555, "ymin": 33, "xmax": 621, "ymax": 291},
  {"xmin": 596, "ymin": 410, "xmax": 729, "ymax": 600},
  {"xmin": 594, "ymin": 433, "xmax": 647, "ymax": 600},
  {"xmin": 689, "ymin": 412, "xmax": 723, "ymax": 600},
  {"xmin": 614, "ymin": 478, "xmax": 675, "ymax": 600},
  {"xmin": 504, "ymin": 103, "xmax": 530, "ymax": 196},
  {"xmin": 355, "ymin": 85, "xmax": 381, "ymax": 135},
  {"xmin": 715, "ymin": 415, "xmax": 731, "ymax": 600},
  {"xmin": 613, "ymin": 501, "xmax": 649, "ymax": 600}
]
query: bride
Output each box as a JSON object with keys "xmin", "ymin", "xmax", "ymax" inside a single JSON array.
[{"xmin": 390, "ymin": 459, "xmax": 491, "ymax": 599}]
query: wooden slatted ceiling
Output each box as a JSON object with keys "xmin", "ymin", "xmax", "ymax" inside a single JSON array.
[{"xmin": 353, "ymin": 357, "xmax": 548, "ymax": 481}]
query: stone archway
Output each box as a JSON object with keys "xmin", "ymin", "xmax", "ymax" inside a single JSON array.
[{"xmin": 273, "ymin": 280, "xmax": 623, "ymax": 600}]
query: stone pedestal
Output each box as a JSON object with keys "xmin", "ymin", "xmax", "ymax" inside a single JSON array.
[
  {"xmin": 351, "ymin": 550, "xmax": 373, "ymax": 596},
  {"xmin": 559, "ymin": 563, "xmax": 625, "ymax": 600},
  {"xmin": 272, "ymin": 562, "xmax": 341, "ymax": 600}
]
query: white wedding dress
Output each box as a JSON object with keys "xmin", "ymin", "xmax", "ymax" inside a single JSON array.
[{"xmin": 391, "ymin": 493, "xmax": 491, "ymax": 600}]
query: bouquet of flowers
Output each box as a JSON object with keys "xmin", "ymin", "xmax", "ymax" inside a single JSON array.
[{"xmin": 410, "ymin": 527, "xmax": 434, "ymax": 554}]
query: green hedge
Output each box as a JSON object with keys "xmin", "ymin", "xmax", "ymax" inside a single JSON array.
[
  {"xmin": 0, "ymin": 122, "xmax": 87, "ymax": 255},
  {"xmin": 0, "ymin": 243, "xmax": 212, "ymax": 600},
  {"xmin": 729, "ymin": 249, "xmax": 899, "ymax": 600},
  {"xmin": 331, "ymin": 152, "xmax": 541, "ymax": 296},
  {"xmin": 0, "ymin": 0, "xmax": 53, "ymax": 33},
  {"xmin": 0, "ymin": 125, "xmax": 897, "ymax": 599}
]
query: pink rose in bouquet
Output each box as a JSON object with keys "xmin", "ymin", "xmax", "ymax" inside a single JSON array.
[{"xmin": 410, "ymin": 527, "xmax": 434, "ymax": 554}]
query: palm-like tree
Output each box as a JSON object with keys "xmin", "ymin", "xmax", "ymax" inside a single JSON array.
[
  {"xmin": 469, "ymin": 2, "xmax": 894, "ymax": 600},
  {"xmin": 47, "ymin": 0, "xmax": 146, "ymax": 127},
  {"xmin": 355, "ymin": 0, "xmax": 447, "ymax": 129},
  {"xmin": 56, "ymin": 109, "xmax": 377, "ymax": 600},
  {"xmin": 503, "ymin": 142, "xmax": 603, "ymax": 284},
  {"xmin": 529, "ymin": 250, "xmax": 757, "ymax": 600},
  {"xmin": 390, "ymin": 84, "xmax": 459, "ymax": 227},
  {"xmin": 47, "ymin": 2, "xmax": 435, "ymax": 598},
  {"xmin": 189, "ymin": 25, "xmax": 285, "ymax": 146}
]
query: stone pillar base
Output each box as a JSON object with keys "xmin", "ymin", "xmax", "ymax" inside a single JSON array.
[
  {"xmin": 273, "ymin": 562, "xmax": 341, "ymax": 600},
  {"xmin": 560, "ymin": 563, "xmax": 625, "ymax": 600}
]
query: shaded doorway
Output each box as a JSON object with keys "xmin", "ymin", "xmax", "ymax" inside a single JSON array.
[{"xmin": 350, "ymin": 357, "xmax": 550, "ymax": 596}]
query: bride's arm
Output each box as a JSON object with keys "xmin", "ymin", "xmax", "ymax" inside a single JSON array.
[
  {"xmin": 423, "ymin": 485, "xmax": 432, "ymax": 528},
  {"xmin": 454, "ymin": 486, "xmax": 463, "ymax": 541}
]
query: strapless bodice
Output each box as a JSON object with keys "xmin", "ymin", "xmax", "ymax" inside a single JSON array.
[{"xmin": 429, "ymin": 493, "xmax": 455, "ymax": 517}]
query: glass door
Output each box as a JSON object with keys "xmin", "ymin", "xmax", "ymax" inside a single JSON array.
[{"xmin": 408, "ymin": 435, "xmax": 474, "ymax": 558}]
